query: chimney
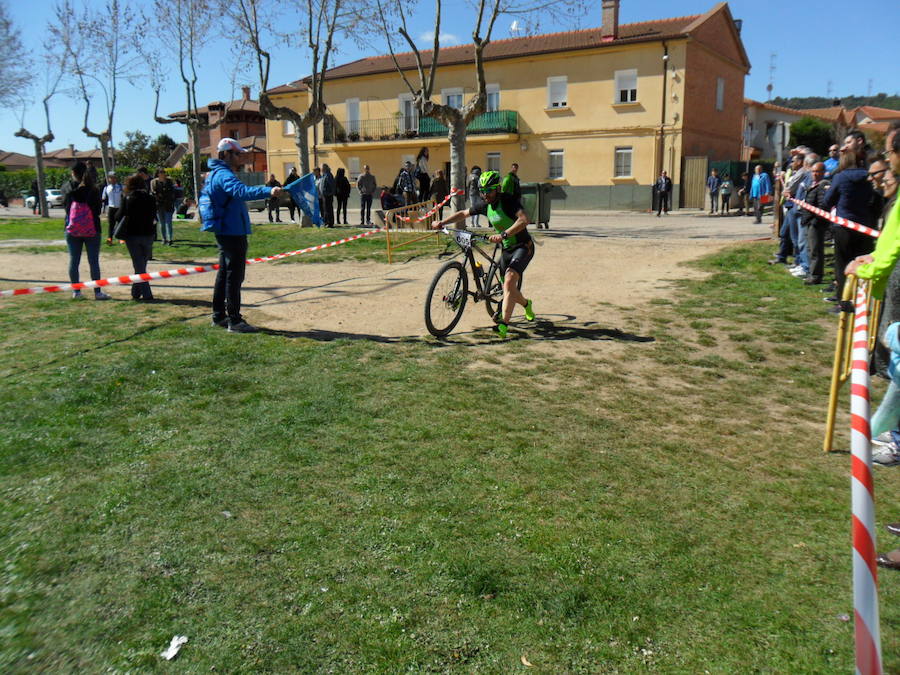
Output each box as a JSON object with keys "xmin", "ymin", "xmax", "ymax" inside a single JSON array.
[
  {"xmin": 69, "ymin": 143, "xmax": 75, "ymax": 157},
  {"xmin": 601, "ymin": 0, "xmax": 619, "ymax": 42},
  {"xmin": 242, "ymin": 86, "xmax": 251, "ymax": 101}
]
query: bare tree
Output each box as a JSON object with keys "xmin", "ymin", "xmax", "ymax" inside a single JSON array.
[
  {"xmin": 377, "ymin": 0, "xmax": 587, "ymax": 209},
  {"xmin": 227, "ymin": 0, "xmax": 346, "ymax": 174},
  {"xmin": 0, "ymin": 1, "xmax": 30, "ymax": 109},
  {"xmin": 50, "ymin": 0, "xmax": 142, "ymax": 177},
  {"xmin": 147, "ymin": 0, "xmax": 237, "ymax": 198},
  {"xmin": 13, "ymin": 66, "xmax": 66, "ymax": 218}
]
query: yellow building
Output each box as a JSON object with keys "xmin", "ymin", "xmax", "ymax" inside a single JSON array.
[{"xmin": 265, "ymin": 1, "xmax": 749, "ymax": 211}]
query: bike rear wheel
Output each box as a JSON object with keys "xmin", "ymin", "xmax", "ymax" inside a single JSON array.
[{"xmin": 425, "ymin": 261, "xmax": 469, "ymax": 337}]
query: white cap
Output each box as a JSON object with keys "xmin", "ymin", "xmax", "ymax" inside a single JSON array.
[{"xmin": 217, "ymin": 138, "xmax": 247, "ymax": 153}]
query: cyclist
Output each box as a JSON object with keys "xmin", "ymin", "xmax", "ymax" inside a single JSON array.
[{"xmin": 433, "ymin": 170, "xmax": 535, "ymax": 337}]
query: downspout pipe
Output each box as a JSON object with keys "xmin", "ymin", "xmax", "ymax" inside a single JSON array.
[{"xmin": 658, "ymin": 41, "xmax": 669, "ymax": 179}]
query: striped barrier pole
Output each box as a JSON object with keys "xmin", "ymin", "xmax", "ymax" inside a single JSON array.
[
  {"xmin": 395, "ymin": 188, "xmax": 465, "ymax": 224},
  {"xmin": 849, "ymin": 282, "xmax": 882, "ymax": 675},
  {"xmin": 0, "ymin": 227, "xmax": 385, "ymax": 298}
]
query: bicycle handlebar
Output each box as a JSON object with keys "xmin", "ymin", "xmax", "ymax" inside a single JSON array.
[{"xmin": 439, "ymin": 227, "xmax": 494, "ymax": 248}]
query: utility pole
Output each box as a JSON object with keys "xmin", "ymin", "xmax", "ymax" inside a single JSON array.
[{"xmin": 766, "ymin": 53, "xmax": 776, "ymax": 101}]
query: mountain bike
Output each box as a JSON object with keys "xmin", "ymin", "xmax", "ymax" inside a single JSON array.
[{"xmin": 424, "ymin": 228, "xmax": 516, "ymax": 337}]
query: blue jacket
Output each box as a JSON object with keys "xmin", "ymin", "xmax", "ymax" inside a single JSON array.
[
  {"xmin": 200, "ymin": 159, "xmax": 272, "ymax": 235},
  {"xmin": 750, "ymin": 172, "xmax": 771, "ymax": 198},
  {"xmin": 823, "ymin": 168, "xmax": 874, "ymax": 227},
  {"xmin": 707, "ymin": 175, "xmax": 721, "ymax": 193},
  {"xmin": 886, "ymin": 322, "xmax": 900, "ymax": 384}
]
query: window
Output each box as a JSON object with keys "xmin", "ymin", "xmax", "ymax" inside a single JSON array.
[
  {"xmin": 549, "ymin": 149, "xmax": 564, "ymax": 179},
  {"xmin": 614, "ymin": 69, "xmax": 638, "ymax": 104},
  {"xmin": 348, "ymin": 157, "xmax": 360, "ymax": 179},
  {"xmin": 487, "ymin": 152, "xmax": 501, "ymax": 173},
  {"xmin": 442, "ymin": 88, "xmax": 463, "ymax": 109},
  {"xmin": 715, "ymin": 78, "xmax": 725, "ymax": 111},
  {"xmin": 346, "ymin": 98, "xmax": 360, "ymax": 134},
  {"xmin": 547, "ymin": 77, "xmax": 567, "ymax": 108},
  {"xmin": 614, "ymin": 146, "xmax": 633, "ymax": 177},
  {"xmin": 486, "ymin": 84, "xmax": 500, "ymax": 112},
  {"xmin": 230, "ymin": 129, "xmax": 239, "ymax": 139},
  {"xmin": 282, "ymin": 120, "xmax": 295, "ymax": 136},
  {"xmin": 399, "ymin": 94, "xmax": 417, "ymax": 132},
  {"xmin": 283, "ymin": 162, "xmax": 295, "ymax": 178}
]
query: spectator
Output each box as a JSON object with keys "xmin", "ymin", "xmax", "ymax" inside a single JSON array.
[
  {"xmin": 801, "ymin": 161, "xmax": 831, "ymax": 286},
  {"xmin": 117, "ymin": 173, "xmax": 158, "ymax": 302},
  {"xmin": 706, "ymin": 168, "xmax": 721, "ymax": 215},
  {"xmin": 85, "ymin": 160, "xmax": 99, "ymax": 186},
  {"xmin": 786, "ymin": 153, "xmax": 818, "ymax": 280},
  {"xmin": 0, "ymin": 187, "xmax": 7, "ymax": 208},
  {"xmin": 824, "ymin": 135, "xmax": 876, "ymax": 312},
  {"xmin": 101, "ymin": 172, "xmax": 124, "ymax": 244},
  {"xmin": 871, "ymin": 159, "xmax": 899, "ymax": 379},
  {"xmin": 137, "ymin": 166, "xmax": 152, "ymax": 191},
  {"xmin": 173, "ymin": 178, "xmax": 185, "ymax": 215},
  {"xmin": 655, "ymin": 170, "xmax": 672, "ymax": 216},
  {"xmin": 175, "ymin": 198, "xmax": 195, "ymax": 219},
  {"xmin": 719, "ymin": 174, "xmax": 732, "ymax": 215},
  {"xmin": 735, "ymin": 171, "xmax": 750, "ymax": 216},
  {"xmin": 265, "ymin": 173, "xmax": 282, "ymax": 223},
  {"xmin": 750, "ymin": 165, "xmax": 772, "ymax": 226},
  {"xmin": 201, "ymin": 138, "xmax": 282, "ymax": 333},
  {"xmin": 335, "ymin": 167, "xmax": 351, "ymax": 225},
  {"xmin": 318, "ymin": 163, "xmax": 335, "ymax": 227},
  {"xmin": 151, "ymin": 169, "xmax": 177, "ymax": 246},
  {"xmin": 284, "ymin": 166, "xmax": 300, "ymax": 223},
  {"xmin": 824, "ymin": 143, "xmax": 840, "ymax": 179},
  {"xmin": 30, "ymin": 178, "xmax": 39, "ymax": 214},
  {"xmin": 776, "ymin": 153, "xmax": 805, "ymax": 269},
  {"xmin": 868, "ymin": 159, "xmax": 890, "ymax": 227},
  {"xmin": 63, "ymin": 161, "xmax": 110, "ymax": 300},
  {"xmin": 380, "ymin": 186, "xmax": 402, "ymax": 210},
  {"xmin": 415, "ymin": 147, "xmax": 430, "ymax": 202},
  {"xmin": 313, "ymin": 167, "xmax": 323, "ymax": 227},
  {"xmin": 397, "ymin": 161, "xmax": 416, "ymax": 205},
  {"xmin": 467, "ymin": 165, "xmax": 482, "ymax": 227},
  {"xmin": 357, "ymin": 164, "xmax": 377, "ymax": 225},
  {"xmin": 502, "ymin": 163, "xmax": 522, "ymax": 201},
  {"xmin": 429, "ymin": 169, "xmax": 449, "ymax": 220}
]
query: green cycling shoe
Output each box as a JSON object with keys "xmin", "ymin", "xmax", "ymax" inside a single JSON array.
[{"xmin": 524, "ymin": 298, "xmax": 535, "ymax": 321}]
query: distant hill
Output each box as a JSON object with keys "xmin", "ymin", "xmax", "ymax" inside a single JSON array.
[{"xmin": 770, "ymin": 94, "xmax": 900, "ymax": 111}]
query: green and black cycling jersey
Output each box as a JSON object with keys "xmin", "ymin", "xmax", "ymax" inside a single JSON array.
[{"xmin": 469, "ymin": 192, "xmax": 531, "ymax": 249}]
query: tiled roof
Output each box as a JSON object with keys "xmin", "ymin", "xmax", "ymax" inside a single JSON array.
[
  {"xmin": 744, "ymin": 99, "xmax": 840, "ymax": 125},
  {"xmin": 794, "ymin": 106, "xmax": 849, "ymax": 124},
  {"xmin": 858, "ymin": 121, "xmax": 892, "ymax": 134},
  {"xmin": 854, "ymin": 106, "xmax": 900, "ymax": 122},
  {"xmin": 169, "ymin": 97, "xmax": 261, "ymax": 119},
  {"xmin": 265, "ymin": 11, "xmax": 717, "ymax": 93},
  {"xmin": 43, "ymin": 147, "xmax": 104, "ymax": 160}
]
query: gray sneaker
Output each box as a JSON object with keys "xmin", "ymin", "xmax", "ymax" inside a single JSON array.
[
  {"xmin": 873, "ymin": 442, "xmax": 900, "ymax": 466},
  {"xmin": 228, "ymin": 320, "xmax": 259, "ymax": 334},
  {"xmin": 873, "ymin": 431, "xmax": 894, "ymax": 446},
  {"xmin": 211, "ymin": 317, "xmax": 229, "ymax": 328},
  {"xmin": 72, "ymin": 290, "xmax": 83, "ymax": 299},
  {"xmin": 94, "ymin": 291, "xmax": 111, "ymax": 300}
]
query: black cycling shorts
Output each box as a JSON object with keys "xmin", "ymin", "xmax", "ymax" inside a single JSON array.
[{"xmin": 500, "ymin": 240, "xmax": 534, "ymax": 276}]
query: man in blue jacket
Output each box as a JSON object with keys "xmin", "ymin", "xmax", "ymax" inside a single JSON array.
[{"xmin": 201, "ymin": 138, "xmax": 282, "ymax": 333}]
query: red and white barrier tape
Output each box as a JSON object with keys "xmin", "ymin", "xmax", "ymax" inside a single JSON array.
[
  {"xmin": 849, "ymin": 283, "xmax": 883, "ymax": 675},
  {"xmin": 790, "ymin": 198, "xmax": 880, "ymax": 238},
  {"xmin": 394, "ymin": 188, "xmax": 465, "ymax": 224},
  {"xmin": 0, "ymin": 227, "xmax": 385, "ymax": 298}
]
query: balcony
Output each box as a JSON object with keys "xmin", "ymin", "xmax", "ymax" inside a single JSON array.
[{"xmin": 322, "ymin": 110, "xmax": 518, "ymax": 144}]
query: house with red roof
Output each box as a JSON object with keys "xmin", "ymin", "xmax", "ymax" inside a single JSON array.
[{"xmin": 264, "ymin": 1, "xmax": 750, "ymax": 210}]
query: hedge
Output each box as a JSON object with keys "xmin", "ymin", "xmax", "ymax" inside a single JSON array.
[{"xmin": 0, "ymin": 165, "xmax": 197, "ymax": 200}]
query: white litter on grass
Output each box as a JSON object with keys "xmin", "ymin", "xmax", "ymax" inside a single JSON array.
[{"xmin": 160, "ymin": 635, "xmax": 188, "ymax": 660}]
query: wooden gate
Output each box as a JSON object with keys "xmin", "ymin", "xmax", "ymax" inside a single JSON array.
[{"xmin": 681, "ymin": 156, "xmax": 708, "ymax": 209}]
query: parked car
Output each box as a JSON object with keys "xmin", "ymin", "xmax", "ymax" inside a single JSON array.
[
  {"xmin": 25, "ymin": 189, "xmax": 64, "ymax": 209},
  {"xmin": 247, "ymin": 191, "xmax": 294, "ymax": 213}
]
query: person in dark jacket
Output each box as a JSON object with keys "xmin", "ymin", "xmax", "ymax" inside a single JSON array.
[
  {"xmin": 655, "ymin": 170, "xmax": 672, "ymax": 216},
  {"xmin": 824, "ymin": 146, "xmax": 875, "ymax": 309},
  {"xmin": 801, "ymin": 162, "xmax": 831, "ymax": 286},
  {"xmin": 284, "ymin": 167, "xmax": 300, "ymax": 223},
  {"xmin": 30, "ymin": 179, "xmax": 39, "ymax": 214},
  {"xmin": 265, "ymin": 173, "xmax": 282, "ymax": 223},
  {"xmin": 64, "ymin": 161, "xmax": 109, "ymax": 300},
  {"xmin": 118, "ymin": 173, "xmax": 158, "ymax": 301},
  {"xmin": 334, "ymin": 167, "xmax": 351, "ymax": 225},
  {"xmin": 429, "ymin": 169, "xmax": 449, "ymax": 219}
]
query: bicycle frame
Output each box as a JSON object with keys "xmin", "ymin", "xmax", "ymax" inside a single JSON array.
[{"xmin": 441, "ymin": 228, "xmax": 501, "ymax": 303}]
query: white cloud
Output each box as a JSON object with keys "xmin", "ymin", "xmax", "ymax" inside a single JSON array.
[{"xmin": 419, "ymin": 31, "xmax": 460, "ymax": 46}]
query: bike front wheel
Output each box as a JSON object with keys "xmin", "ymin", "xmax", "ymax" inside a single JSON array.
[{"xmin": 425, "ymin": 261, "xmax": 469, "ymax": 337}]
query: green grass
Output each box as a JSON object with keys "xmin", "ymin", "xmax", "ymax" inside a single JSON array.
[
  {"xmin": 0, "ymin": 218, "xmax": 449, "ymax": 264},
  {"xmin": 1, "ymin": 240, "xmax": 898, "ymax": 672}
]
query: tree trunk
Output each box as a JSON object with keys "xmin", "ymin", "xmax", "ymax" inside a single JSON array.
[
  {"xmin": 448, "ymin": 119, "xmax": 467, "ymax": 212},
  {"xmin": 33, "ymin": 139, "xmax": 49, "ymax": 218},
  {"xmin": 294, "ymin": 125, "xmax": 310, "ymax": 174},
  {"xmin": 98, "ymin": 137, "xmax": 112, "ymax": 179},
  {"xmin": 190, "ymin": 124, "xmax": 203, "ymax": 202}
]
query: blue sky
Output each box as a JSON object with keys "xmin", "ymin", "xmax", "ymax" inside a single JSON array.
[{"xmin": 2, "ymin": 0, "xmax": 897, "ymax": 157}]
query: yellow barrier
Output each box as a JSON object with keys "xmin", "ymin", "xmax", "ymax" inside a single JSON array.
[
  {"xmin": 383, "ymin": 200, "xmax": 442, "ymax": 264},
  {"xmin": 823, "ymin": 274, "xmax": 882, "ymax": 452}
]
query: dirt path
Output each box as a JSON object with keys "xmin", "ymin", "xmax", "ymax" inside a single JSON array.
[{"xmin": 0, "ymin": 212, "xmax": 772, "ymax": 341}]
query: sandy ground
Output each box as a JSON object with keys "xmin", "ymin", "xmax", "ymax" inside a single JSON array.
[{"xmin": 0, "ymin": 209, "xmax": 774, "ymax": 340}]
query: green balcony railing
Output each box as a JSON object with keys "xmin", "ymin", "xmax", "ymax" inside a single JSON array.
[{"xmin": 322, "ymin": 110, "xmax": 518, "ymax": 143}]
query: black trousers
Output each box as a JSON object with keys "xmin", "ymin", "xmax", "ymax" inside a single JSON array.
[
  {"xmin": 360, "ymin": 194, "xmax": 373, "ymax": 224},
  {"xmin": 212, "ymin": 234, "xmax": 248, "ymax": 322},
  {"xmin": 656, "ymin": 192, "xmax": 669, "ymax": 215},
  {"xmin": 323, "ymin": 195, "xmax": 335, "ymax": 226},
  {"xmin": 833, "ymin": 225, "xmax": 875, "ymax": 297},
  {"xmin": 125, "ymin": 234, "xmax": 154, "ymax": 299},
  {"xmin": 336, "ymin": 196, "xmax": 348, "ymax": 224},
  {"xmin": 806, "ymin": 219, "xmax": 829, "ymax": 283},
  {"xmin": 107, "ymin": 206, "xmax": 119, "ymax": 239}
]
